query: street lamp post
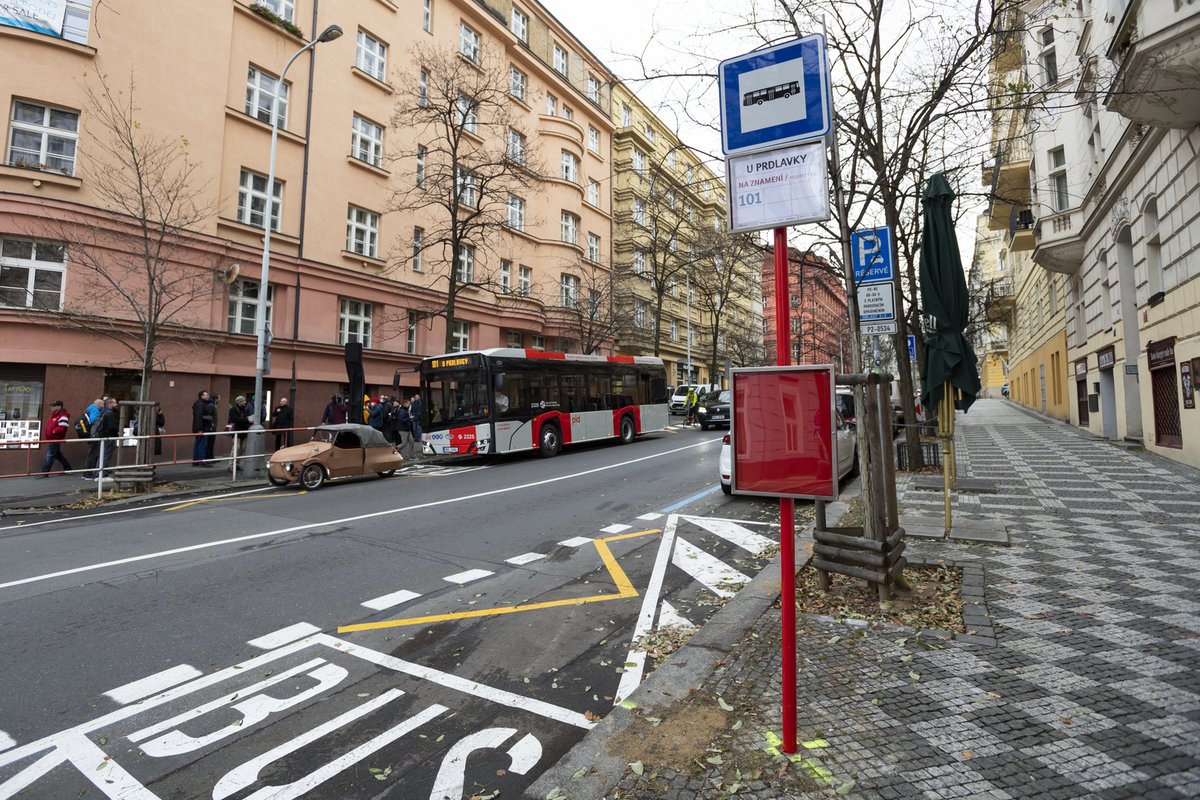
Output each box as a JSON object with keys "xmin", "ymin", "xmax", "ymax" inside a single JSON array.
[{"xmin": 247, "ymin": 24, "xmax": 342, "ymax": 466}]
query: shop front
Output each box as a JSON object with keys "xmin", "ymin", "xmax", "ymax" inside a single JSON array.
[
  {"xmin": 1147, "ymin": 338, "xmax": 1182, "ymax": 449},
  {"xmin": 1096, "ymin": 345, "xmax": 1118, "ymax": 440},
  {"xmin": 1074, "ymin": 358, "xmax": 1089, "ymax": 427}
]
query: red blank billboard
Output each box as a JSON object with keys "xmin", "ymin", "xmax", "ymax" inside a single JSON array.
[{"xmin": 731, "ymin": 365, "xmax": 837, "ymax": 500}]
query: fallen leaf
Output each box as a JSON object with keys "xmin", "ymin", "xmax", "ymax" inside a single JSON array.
[
  {"xmin": 1060, "ymin": 716, "xmax": 1073, "ymax": 725},
  {"xmin": 732, "ymin": 720, "xmax": 743, "ymax": 730},
  {"xmin": 584, "ymin": 710, "xmax": 601, "ymax": 721},
  {"xmin": 908, "ymin": 671, "xmax": 921, "ymax": 682},
  {"xmin": 706, "ymin": 755, "xmax": 724, "ymax": 765},
  {"xmin": 836, "ymin": 779, "xmax": 857, "ymax": 795},
  {"xmin": 963, "ymin": 750, "xmax": 974, "ymax": 759},
  {"xmin": 619, "ymin": 699, "xmax": 637, "ymax": 709},
  {"xmin": 629, "ymin": 760, "xmax": 644, "ymax": 776},
  {"xmin": 717, "ymin": 697, "xmax": 735, "ymax": 711},
  {"xmin": 573, "ymin": 767, "xmax": 589, "ymax": 779}
]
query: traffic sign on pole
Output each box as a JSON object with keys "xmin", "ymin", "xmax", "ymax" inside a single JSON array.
[
  {"xmin": 862, "ymin": 321, "xmax": 899, "ymax": 336},
  {"xmin": 718, "ymin": 34, "xmax": 832, "ymax": 156},
  {"xmin": 850, "ymin": 226, "xmax": 893, "ymax": 284},
  {"xmin": 856, "ymin": 283, "xmax": 896, "ymax": 321},
  {"xmin": 726, "ymin": 141, "xmax": 830, "ymax": 232},
  {"xmin": 907, "ymin": 334, "xmax": 917, "ymax": 361}
]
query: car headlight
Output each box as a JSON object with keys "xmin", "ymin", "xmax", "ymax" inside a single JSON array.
[
  {"xmin": 698, "ymin": 407, "xmax": 707, "ymax": 414},
  {"xmin": 282, "ymin": 462, "xmax": 293, "ymax": 472}
]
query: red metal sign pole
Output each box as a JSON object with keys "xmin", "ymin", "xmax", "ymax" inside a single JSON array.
[{"xmin": 773, "ymin": 226, "xmax": 798, "ymax": 754}]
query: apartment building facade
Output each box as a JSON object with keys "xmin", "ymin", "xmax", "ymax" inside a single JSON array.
[
  {"xmin": 760, "ymin": 247, "xmax": 850, "ymax": 371},
  {"xmin": 968, "ymin": 218, "xmax": 1014, "ymax": 399},
  {"xmin": 0, "ymin": 0, "xmax": 620, "ymax": 459}
]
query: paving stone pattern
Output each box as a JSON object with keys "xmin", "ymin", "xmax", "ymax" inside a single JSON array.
[{"xmin": 610, "ymin": 401, "xmax": 1200, "ymax": 799}]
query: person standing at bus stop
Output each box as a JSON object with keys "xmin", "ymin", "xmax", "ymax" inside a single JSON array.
[
  {"xmin": 409, "ymin": 394, "xmax": 423, "ymax": 453},
  {"xmin": 37, "ymin": 400, "xmax": 73, "ymax": 477}
]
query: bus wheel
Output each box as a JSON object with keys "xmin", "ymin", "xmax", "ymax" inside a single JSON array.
[
  {"xmin": 538, "ymin": 423, "xmax": 562, "ymax": 458},
  {"xmin": 300, "ymin": 464, "xmax": 326, "ymax": 490},
  {"xmin": 618, "ymin": 415, "xmax": 636, "ymax": 444}
]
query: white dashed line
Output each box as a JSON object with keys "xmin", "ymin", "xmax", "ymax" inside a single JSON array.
[
  {"xmin": 247, "ymin": 622, "xmax": 322, "ymax": 650},
  {"xmin": 600, "ymin": 523, "xmax": 632, "ymax": 534},
  {"xmin": 558, "ymin": 536, "xmax": 594, "ymax": 548},
  {"xmin": 636, "ymin": 512, "xmax": 664, "ymax": 521},
  {"xmin": 443, "ymin": 569, "xmax": 494, "ymax": 585},
  {"xmin": 105, "ymin": 664, "xmax": 204, "ymax": 705},
  {"xmin": 361, "ymin": 589, "xmax": 422, "ymax": 611},
  {"xmin": 0, "ymin": 730, "xmax": 14, "ymax": 752},
  {"xmin": 506, "ymin": 552, "xmax": 548, "ymax": 566}
]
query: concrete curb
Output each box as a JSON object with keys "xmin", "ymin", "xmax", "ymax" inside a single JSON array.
[{"xmin": 522, "ymin": 489, "xmax": 857, "ymax": 800}]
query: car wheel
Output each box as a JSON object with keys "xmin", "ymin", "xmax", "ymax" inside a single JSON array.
[
  {"xmin": 721, "ymin": 481, "xmax": 732, "ymax": 495},
  {"xmin": 538, "ymin": 423, "xmax": 562, "ymax": 458},
  {"xmin": 299, "ymin": 463, "xmax": 326, "ymax": 490},
  {"xmin": 618, "ymin": 415, "xmax": 636, "ymax": 444},
  {"xmin": 267, "ymin": 473, "xmax": 290, "ymax": 487},
  {"xmin": 376, "ymin": 469, "xmax": 396, "ymax": 478}
]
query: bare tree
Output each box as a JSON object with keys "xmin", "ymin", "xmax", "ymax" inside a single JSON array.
[
  {"xmin": 388, "ymin": 41, "xmax": 546, "ymax": 353},
  {"xmin": 40, "ymin": 69, "xmax": 218, "ymax": 425},
  {"xmin": 541, "ymin": 258, "xmax": 623, "ymax": 355},
  {"xmin": 691, "ymin": 227, "xmax": 763, "ymax": 380}
]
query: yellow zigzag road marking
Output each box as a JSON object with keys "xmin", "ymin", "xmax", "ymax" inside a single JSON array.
[{"xmin": 337, "ymin": 528, "xmax": 660, "ymax": 634}]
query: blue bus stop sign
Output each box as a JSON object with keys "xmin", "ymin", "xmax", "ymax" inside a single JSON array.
[{"xmin": 719, "ymin": 34, "xmax": 831, "ymax": 156}]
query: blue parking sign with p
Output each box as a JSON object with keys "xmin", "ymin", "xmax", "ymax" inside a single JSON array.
[{"xmin": 851, "ymin": 226, "xmax": 893, "ymax": 284}]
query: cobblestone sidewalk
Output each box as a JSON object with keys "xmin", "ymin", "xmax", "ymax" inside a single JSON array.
[{"xmin": 556, "ymin": 400, "xmax": 1200, "ymax": 799}]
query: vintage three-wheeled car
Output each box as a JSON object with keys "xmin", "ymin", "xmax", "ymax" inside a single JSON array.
[{"xmin": 267, "ymin": 423, "xmax": 404, "ymax": 489}]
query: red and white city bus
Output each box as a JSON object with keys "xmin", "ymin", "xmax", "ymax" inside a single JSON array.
[{"xmin": 415, "ymin": 349, "xmax": 669, "ymax": 457}]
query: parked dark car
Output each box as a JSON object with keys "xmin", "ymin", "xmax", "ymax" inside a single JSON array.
[{"xmin": 697, "ymin": 389, "xmax": 731, "ymax": 430}]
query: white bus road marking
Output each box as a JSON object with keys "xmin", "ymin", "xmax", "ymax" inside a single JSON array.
[
  {"xmin": 0, "ymin": 731, "xmax": 12, "ymax": 752},
  {"xmin": 361, "ymin": 588, "xmax": 422, "ymax": 611},
  {"xmin": 672, "ymin": 538, "xmax": 750, "ymax": 598},
  {"xmin": 636, "ymin": 512, "xmax": 664, "ymax": 521},
  {"xmin": 686, "ymin": 516, "xmax": 776, "ymax": 556},
  {"xmin": 430, "ymin": 728, "xmax": 542, "ymax": 800},
  {"xmin": 105, "ymin": 664, "xmax": 204, "ymax": 705},
  {"xmin": 614, "ymin": 514, "xmax": 679, "ymax": 705},
  {"xmin": 656, "ymin": 600, "xmax": 696, "ymax": 631},
  {"xmin": 0, "ymin": 731, "xmax": 159, "ymax": 800},
  {"xmin": 505, "ymin": 552, "xmax": 548, "ymax": 566},
  {"xmin": 558, "ymin": 536, "xmax": 593, "ymax": 547},
  {"xmin": 600, "ymin": 523, "xmax": 631, "ymax": 534},
  {"xmin": 443, "ymin": 568, "xmax": 493, "ymax": 585},
  {"xmin": 247, "ymin": 622, "xmax": 321, "ymax": 650},
  {"xmin": 1, "ymin": 438, "xmax": 717, "ymax": 591}
]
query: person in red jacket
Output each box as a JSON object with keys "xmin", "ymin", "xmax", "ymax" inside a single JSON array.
[{"xmin": 37, "ymin": 400, "xmax": 73, "ymax": 478}]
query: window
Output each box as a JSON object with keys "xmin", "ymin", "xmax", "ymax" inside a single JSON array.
[
  {"xmin": 667, "ymin": 189, "xmax": 676, "ymax": 209},
  {"xmin": 351, "ymin": 114, "xmax": 384, "ymax": 167},
  {"xmin": 6, "ymin": 101, "xmax": 79, "ymax": 175},
  {"xmin": 668, "ymin": 150, "xmax": 676, "ymax": 168},
  {"xmin": 588, "ymin": 289, "xmax": 600, "ymax": 319},
  {"xmin": 260, "ymin": 0, "xmax": 294, "ymax": 22},
  {"xmin": 671, "ymin": 320, "xmax": 678, "ymax": 341},
  {"xmin": 237, "ymin": 169, "xmax": 282, "ymax": 231},
  {"xmin": 507, "ymin": 129, "xmax": 526, "ymax": 164},
  {"xmin": 532, "ymin": 334, "xmax": 545, "ymax": 350},
  {"xmin": 560, "ymin": 273, "xmax": 580, "ymax": 308},
  {"xmin": 553, "ymin": 45, "xmax": 569, "ymax": 75},
  {"xmin": 0, "ymin": 238, "xmax": 66, "ymax": 311},
  {"xmin": 561, "ymin": 150, "xmax": 579, "ymax": 183},
  {"xmin": 1145, "ymin": 198, "xmax": 1163, "ymax": 297},
  {"xmin": 633, "ymin": 149, "xmax": 645, "ymax": 176},
  {"xmin": 561, "ymin": 212, "xmax": 579, "ymax": 244},
  {"xmin": 546, "ymin": 94, "xmax": 558, "ymax": 116},
  {"xmin": 412, "ymin": 227, "xmax": 424, "ymax": 271},
  {"xmin": 456, "ymin": 168, "xmax": 478, "ymax": 207},
  {"xmin": 507, "ymin": 194, "xmax": 526, "ymax": 229},
  {"xmin": 459, "ymin": 23, "xmax": 481, "ymax": 64},
  {"xmin": 419, "ymin": 69, "xmax": 429, "ymax": 107},
  {"xmin": 518, "ymin": 265, "xmax": 532, "ymax": 295},
  {"xmin": 416, "ymin": 145, "xmax": 426, "ymax": 186},
  {"xmin": 456, "ymin": 96, "xmax": 478, "ymax": 134},
  {"xmin": 635, "ymin": 300, "xmax": 648, "ymax": 328},
  {"xmin": 451, "ymin": 320, "xmax": 470, "ymax": 352},
  {"xmin": 407, "ymin": 311, "xmax": 418, "ymax": 354},
  {"xmin": 1040, "ymin": 28, "xmax": 1058, "ymax": 84},
  {"xmin": 346, "ymin": 205, "xmax": 379, "ymax": 258},
  {"xmin": 588, "ymin": 126, "xmax": 600, "ymax": 153},
  {"xmin": 561, "ymin": 106, "xmax": 573, "ymax": 121},
  {"xmin": 245, "ymin": 66, "xmax": 288, "ymax": 127},
  {"xmin": 633, "ymin": 197, "xmax": 646, "ymax": 226},
  {"xmin": 621, "ymin": 104, "xmax": 632, "ymax": 127},
  {"xmin": 62, "ymin": 0, "xmax": 91, "ymax": 44},
  {"xmin": 356, "ymin": 30, "xmax": 388, "ymax": 82},
  {"xmin": 1049, "ymin": 146, "xmax": 1068, "ymax": 212},
  {"xmin": 587, "ymin": 75, "xmax": 601, "ymax": 103},
  {"xmin": 509, "ymin": 66, "xmax": 527, "ymax": 102},
  {"xmin": 499, "ymin": 259, "xmax": 511, "ymax": 293},
  {"xmin": 339, "ymin": 298, "xmax": 372, "ymax": 347},
  {"xmin": 587, "ymin": 179, "xmax": 601, "ymax": 206},
  {"xmin": 633, "ymin": 250, "xmax": 646, "ymax": 275},
  {"xmin": 644, "ymin": 124, "xmax": 655, "ymax": 144},
  {"xmin": 456, "ymin": 244, "xmax": 475, "ymax": 282},
  {"xmin": 686, "ymin": 166, "xmax": 695, "ymax": 184},
  {"xmin": 587, "ymin": 233, "xmax": 601, "ymax": 262},
  {"xmin": 226, "ymin": 278, "xmax": 274, "ymax": 335},
  {"xmin": 511, "ymin": 7, "xmax": 528, "ymax": 42},
  {"xmin": 507, "ymin": 330, "xmax": 522, "ymax": 347},
  {"xmin": 422, "ymin": 0, "xmax": 432, "ymax": 32}
]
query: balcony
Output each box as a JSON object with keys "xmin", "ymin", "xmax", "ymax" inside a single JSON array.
[
  {"xmin": 1105, "ymin": 0, "xmax": 1200, "ymax": 127},
  {"xmin": 1033, "ymin": 208, "xmax": 1084, "ymax": 274},
  {"xmin": 984, "ymin": 275, "xmax": 1015, "ymax": 323},
  {"xmin": 1006, "ymin": 206, "xmax": 1035, "ymax": 253},
  {"xmin": 986, "ymin": 140, "xmax": 1031, "ymax": 233}
]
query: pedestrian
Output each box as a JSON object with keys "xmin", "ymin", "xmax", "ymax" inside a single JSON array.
[
  {"xmin": 37, "ymin": 400, "xmax": 73, "ymax": 477},
  {"xmin": 409, "ymin": 394, "xmax": 423, "ymax": 454},
  {"xmin": 322, "ymin": 394, "xmax": 348, "ymax": 425},
  {"xmin": 227, "ymin": 395, "xmax": 251, "ymax": 469},
  {"xmin": 83, "ymin": 396, "xmax": 104, "ymax": 475},
  {"xmin": 205, "ymin": 394, "xmax": 220, "ymax": 462},
  {"xmin": 92, "ymin": 397, "xmax": 120, "ymax": 480},
  {"xmin": 271, "ymin": 396, "xmax": 294, "ymax": 450},
  {"xmin": 367, "ymin": 397, "xmax": 385, "ymax": 432},
  {"xmin": 395, "ymin": 399, "xmax": 413, "ymax": 459},
  {"xmin": 379, "ymin": 395, "xmax": 395, "ymax": 443},
  {"xmin": 192, "ymin": 390, "xmax": 215, "ymax": 466}
]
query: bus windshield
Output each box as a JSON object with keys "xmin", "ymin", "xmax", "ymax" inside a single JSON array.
[{"xmin": 423, "ymin": 369, "xmax": 490, "ymax": 426}]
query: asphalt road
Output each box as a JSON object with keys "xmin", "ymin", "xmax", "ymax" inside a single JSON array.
[{"xmin": 0, "ymin": 424, "xmax": 785, "ymax": 799}]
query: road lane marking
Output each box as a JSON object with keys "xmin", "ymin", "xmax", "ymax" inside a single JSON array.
[
  {"xmin": 164, "ymin": 491, "xmax": 305, "ymax": 511},
  {"xmin": 0, "ymin": 486, "xmax": 278, "ymax": 533},
  {"xmin": 505, "ymin": 552, "xmax": 547, "ymax": 566},
  {"xmin": 558, "ymin": 536, "xmax": 593, "ymax": 547},
  {"xmin": 247, "ymin": 622, "xmax": 322, "ymax": 649},
  {"xmin": 672, "ymin": 538, "xmax": 750, "ymax": 598},
  {"xmin": 0, "ymin": 730, "xmax": 12, "ymax": 752},
  {"xmin": 105, "ymin": 664, "xmax": 204, "ymax": 705},
  {"xmin": 337, "ymin": 529, "xmax": 657, "ymax": 634},
  {"xmin": 443, "ymin": 568, "xmax": 494, "ymax": 585},
  {"xmin": 614, "ymin": 515, "xmax": 679, "ymax": 704},
  {"xmin": 636, "ymin": 513, "xmax": 663, "ymax": 521},
  {"xmin": 600, "ymin": 524, "xmax": 631, "ymax": 534},
  {"xmin": 687, "ymin": 516, "xmax": 776, "ymax": 555},
  {"xmin": 656, "ymin": 600, "xmax": 695, "ymax": 631},
  {"xmin": 1, "ymin": 438, "xmax": 717, "ymax": 591},
  {"xmin": 361, "ymin": 589, "xmax": 421, "ymax": 611},
  {"xmin": 662, "ymin": 484, "xmax": 722, "ymax": 512}
]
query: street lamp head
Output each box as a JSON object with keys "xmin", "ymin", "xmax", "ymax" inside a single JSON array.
[{"xmin": 316, "ymin": 24, "xmax": 343, "ymax": 43}]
